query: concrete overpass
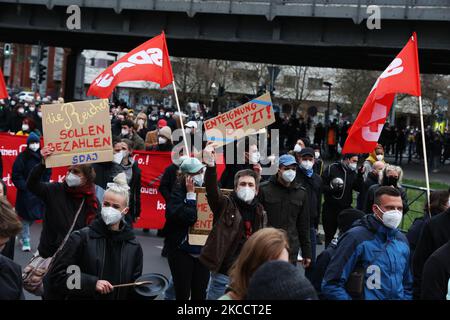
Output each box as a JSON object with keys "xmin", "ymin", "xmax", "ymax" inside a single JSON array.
[{"xmin": 0, "ymin": 0, "xmax": 449, "ymax": 99}]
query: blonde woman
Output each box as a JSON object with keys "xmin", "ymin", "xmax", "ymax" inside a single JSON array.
[
  {"xmin": 49, "ymin": 173, "xmax": 143, "ymax": 300},
  {"xmin": 135, "ymin": 112, "xmax": 149, "ymax": 141},
  {"xmin": 219, "ymin": 228, "xmax": 290, "ymax": 300}
]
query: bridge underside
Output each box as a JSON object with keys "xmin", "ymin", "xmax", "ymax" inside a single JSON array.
[{"xmin": 0, "ymin": 3, "xmax": 449, "ymax": 73}]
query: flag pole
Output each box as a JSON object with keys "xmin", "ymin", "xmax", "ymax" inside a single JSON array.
[
  {"xmin": 172, "ymin": 80, "xmax": 190, "ymax": 155},
  {"xmin": 418, "ymin": 95, "xmax": 431, "ymax": 216}
]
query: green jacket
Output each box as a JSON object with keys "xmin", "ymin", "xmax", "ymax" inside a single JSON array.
[{"xmin": 258, "ymin": 175, "xmax": 311, "ymax": 261}]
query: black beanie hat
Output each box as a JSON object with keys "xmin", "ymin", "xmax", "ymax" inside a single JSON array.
[
  {"xmin": 246, "ymin": 260, "xmax": 318, "ymax": 300},
  {"xmin": 342, "ymin": 153, "xmax": 358, "ymax": 160},
  {"xmin": 337, "ymin": 208, "xmax": 365, "ymax": 233}
]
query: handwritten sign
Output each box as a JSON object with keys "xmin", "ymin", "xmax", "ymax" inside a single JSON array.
[
  {"xmin": 188, "ymin": 187, "xmax": 232, "ymax": 246},
  {"xmin": 204, "ymin": 93, "xmax": 274, "ymax": 148},
  {"xmin": 42, "ymin": 99, "xmax": 113, "ymax": 168}
]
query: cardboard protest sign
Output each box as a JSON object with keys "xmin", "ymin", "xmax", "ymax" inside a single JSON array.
[
  {"xmin": 204, "ymin": 93, "xmax": 274, "ymax": 148},
  {"xmin": 188, "ymin": 187, "xmax": 232, "ymax": 246},
  {"xmin": 42, "ymin": 99, "xmax": 113, "ymax": 168}
]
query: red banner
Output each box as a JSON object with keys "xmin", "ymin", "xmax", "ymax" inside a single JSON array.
[{"xmin": 1, "ymin": 133, "xmax": 224, "ymax": 229}]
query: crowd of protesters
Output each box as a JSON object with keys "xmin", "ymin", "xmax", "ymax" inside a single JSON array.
[{"xmin": 0, "ymin": 93, "xmax": 449, "ymax": 301}]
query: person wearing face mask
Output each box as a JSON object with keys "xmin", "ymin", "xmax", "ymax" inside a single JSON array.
[
  {"xmin": 111, "ymin": 111, "xmax": 125, "ymax": 137},
  {"xmin": 312, "ymin": 144, "xmax": 324, "ymax": 176},
  {"xmin": 134, "ymin": 112, "xmax": 149, "ymax": 140},
  {"xmin": 147, "ymin": 112, "xmax": 158, "ymax": 131},
  {"xmin": 165, "ymin": 109, "xmax": 177, "ymax": 132},
  {"xmin": 294, "ymin": 148, "xmax": 323, "ymax": 278},
  {"xmin": 356, "ymin": 161, "xmax": 385, "ymax": 211},
  {"xmin": 49, "ymin": 173, "xmax": 143, "ymax": 300},
  {"xmin": 322, "ymin": 153, "xmax": 364, "ymax": 247},
  {"xmin": 322, "ymin": 187, "xmax": 412, "ymax": 300},
  {"xmin": 145, "ymin": 119, "xmax": 167, "ymax": 150},
  {"xmin": 363, "ymin": 165, "xmax": 409, "ymax": 216},
  {"xmin": 149, "ymin": 126, "xmax": 173, "ymax": 152},
  {"xmin": 258, "ymin": 154, "xmax": 312, "ymax": 267},
  {"xmin": 12, "ymin": 133, "xmax": 50, "ymax": 252},
  {"xmin": 8, "ymin": 104, "xmax": 26, "ymax": 133},
  {"xmin": 407, "ymin": 190, "xmax": 450, "ymax": 258},
  {"xmin": 0, "ymin": 198, "xmax": 25, "ymax": 300},
  {"xmin": 120, "ymin": 120, "xmax": 145, "ymax": 151},
  {"xmin": 362, "ymin": 144, "xmax": 385, "ymax": 180},
  {"xmin": 165, "ymin": 157, "xmax": 210, "ymax": 300},
  {"xmin": 27, "ymin": 146, "xmax": 100, "ymax": 299},
  {"xmin": 16, "ymin": 117, "xmax": 41, "ymax": 137},
  {"xmin": 412, "ymin": 192, "xmax": 450, "ymax": 300},
  {"xmin": 201, "ymin": 144, "xmax": 266, "ymax": 300}
]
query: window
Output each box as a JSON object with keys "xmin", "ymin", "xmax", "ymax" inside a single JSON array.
[
  {"xmin": 307, "ymin": 77, "xmax": 323, "ymax": 90},
  {"xmin": 283, "ymin": 75, "xmax": 296, "ymax": 88}
]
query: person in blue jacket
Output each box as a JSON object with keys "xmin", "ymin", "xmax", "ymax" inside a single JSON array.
[
  {"xmin": 12, "ymin": 132, "xmax": 51, "ymax": 252},
  {"xmin": 322, "ymin": 186, "xmax": 413, "ymax": 300}
]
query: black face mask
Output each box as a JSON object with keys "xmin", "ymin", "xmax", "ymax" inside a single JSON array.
[{"xmin": 384, "ymin": 176, "xmax": 398, "ymax": 186}]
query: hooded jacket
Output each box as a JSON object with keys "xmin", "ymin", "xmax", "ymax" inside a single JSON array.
[
  {"xmin": 49, "ymin": 218, "xmax": 143, "ymax": 300},
  {"xmin": 322, "ymin": 215, "xmax": 413, "ymax": 300}
]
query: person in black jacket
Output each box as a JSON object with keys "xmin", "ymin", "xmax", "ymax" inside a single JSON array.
[
  {"xmin": 8, "ymin": 104, "xmax": 26, "ymax": 133},
  {"xmin": 115, "ymin": 139, "xmax": 141, "ymax": 226},
  {"xmin": 12, "ymin": 132, "xmax": 51, "ymax": 252},
  {"xmin": 321, "ymin": 153, "xmax": 364, "ymax": 246},
  {"xmin": 420, "ymin": 240, "xmax": 450, "ymax": 300},
  {"xmin": 363, "ymin": 165, "xmax": 409, "ymax": 215},
  {"xmin": 0, "ymin": 197, "xmax": 24, "ymax": 300},
  {"xmin": 310, "ymin": 208, "xmax": 365, "ymax": 299},
  {"xmin": 413, "ymin": 206, "xmax": 450, "ymax": 299},
  {"xmin": 356, "ymin": 161, "xmax": 385, "ymax": 211},
  {"xmin": 165, "ymin": 157, "xmax": 210, "ymax": 300},
  {"xmin": 295, "ymin": 147, "xmax": 322, "ymax": 278},
  {"xmin": 407, "ymin": 190, "xmax": 449, "ymax": 257},
  {"xmin": 49, "ymin": 173, "xmax": 143, "ymax": 300}
]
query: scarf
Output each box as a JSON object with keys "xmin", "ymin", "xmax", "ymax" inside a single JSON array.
[
  {"xmin": 64, "ymin": 182, "xmax": 98, "ymax": 225},
  {"xmin": 232, "ymin": 192, "xmax": 258, "ymax": 239}
]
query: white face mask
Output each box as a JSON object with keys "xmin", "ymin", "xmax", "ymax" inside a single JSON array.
[
  {"xmin": 301, "ymin": 160, "xmax": 314, "ymax": 171},
  {"xmin": 314, "ymin": 152, "xmax": 320, "ymax": 159},
  {"xmin": 29, "ymin": 107, "xmax": 36, "ymax": 112},
  {"xmin": 18, "ymin": 108, "xmax": 25, "ymax": 114},
  {"xmin": 192, "ymin": 173, "xmax": 204, "ymax": 187},
  {"xmin": 348, "ymin": 162, "xmax": 357, "ymax": 171},
  {"xmin": 22, "ymin": 124, "xmax": 29, "ymax": 132},
  {"xmin": 165, "ymin": 112, "xmax": 171, "ymax": 118},
  {"xmin": 113, "ymin": 151, "xmax": 125, "ymax": 164},
  {"xmin": 137, "ymin": 119, "xmax": 145, "ymax": 126},
  {"xmin": 101, "ymin": 206, "xmax": 124, "ymax": 226},
  {"xmin": 66, "ymin": 172, "xmax": 82, "ymax": 187},
  {"xmin": 281, "ymin": 169, "xmax": 296, "ymax": 183},
  {"xmin": 121, "ymin": 129, "xmax": 129, "ymax": 136},
  {"xmin": 11, "ymin": 101, "xmax": 16, "ymax": 106},
  {"xmin": 376, "ymin": 155, "xmax": 384, "ymax": 161},
  {"xmin": 249, "ymin": 151, "xmax": 260, "ymax": 164},
  {"xmin": 29, "ymin": 142, "xmax": 40, "ymax": 152},
  {"xmin": 150, "ymin": 116, "xmax": 157, "ymax": 121},
  {"xmin": 293, "ymin": 144, "xmax": 302, "ymax": 153},
  {"xmin": 375, "ymin": 205, "xmax": 403, "ymax": 229},
  {"xmin": 158, "ymin": 137, "xmax": 168, "ymax": 145},
  {"xmin": 237, "ymin": 186, "xmax": 256, "ymax": 203},
  {"xmin": 37, "ymin": 111, "xmax": 42, "ymax": 118}
]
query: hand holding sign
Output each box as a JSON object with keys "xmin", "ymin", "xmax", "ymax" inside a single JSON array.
[
  {"xmin": 203, "ymin": 143, "xmax": 216, "ymax": 167},
  {"xmin": 40, "ymin": 146, "xmax": 54, "ymax": 161}
]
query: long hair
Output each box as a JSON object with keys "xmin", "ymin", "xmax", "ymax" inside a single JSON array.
[
  {"xmin": 228, "ymin": 228, "xmax": 289, "ymax": 299},
  {"xmin": 0, "ymin": 197, "xmax": 22, "ymax": 238}
]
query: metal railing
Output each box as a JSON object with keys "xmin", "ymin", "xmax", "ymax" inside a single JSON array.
[{"xmin": 399, "ymin": 183, "xmax": 435, "ymax": 231}]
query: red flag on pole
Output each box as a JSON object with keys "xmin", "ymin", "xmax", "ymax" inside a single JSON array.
[
  {"xmin": 0, "ymin": 68, "xmax": 8, "ymax": 99},
  {"xmin": 342, "ymin": 33, "xmax": 421, "ymax": 154},
  {"xmin": 87, "ymin": 32, "xmax": 173, "ymax": 98}
]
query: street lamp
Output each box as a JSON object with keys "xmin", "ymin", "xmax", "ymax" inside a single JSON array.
[{"xmin": 323, "ymin": 81, "xmax": 332, "ymax": 125}]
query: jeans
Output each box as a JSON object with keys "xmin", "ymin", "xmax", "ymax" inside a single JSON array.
[
  {"xmin": 21, "ymin": 220, "xmax": 33, "ymax": 242},
  {"xmin": 164, "ymin": 276, "xmax": 176, "ymax": 300},
  {"xmin": 206, "ymin": 272, "xmax": 229, "ymax": 300}
]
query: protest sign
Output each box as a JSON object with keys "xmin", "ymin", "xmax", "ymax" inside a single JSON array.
[
  {"xmin": 188, "ymin": 187, "xmax": 232, "ymax": 246},
  {"xmin": 41, "ymin": 99, "xmax": 113, "ymax": 168},
  {"xmin": 204, "ymin": 93, "xmax": 274, "ymax": 147}
]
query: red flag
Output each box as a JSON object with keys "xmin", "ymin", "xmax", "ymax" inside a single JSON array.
[
  {"xmin": 0, "ymin": 68, "xmax": 8, "ymax": 99},
  {"xmin": 87, "ymin": 32, "xmax": 173, "ymax": 98},
  {"xmin": 342, "ymin": 33, "xmax": 421, "ymax": 154}
]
